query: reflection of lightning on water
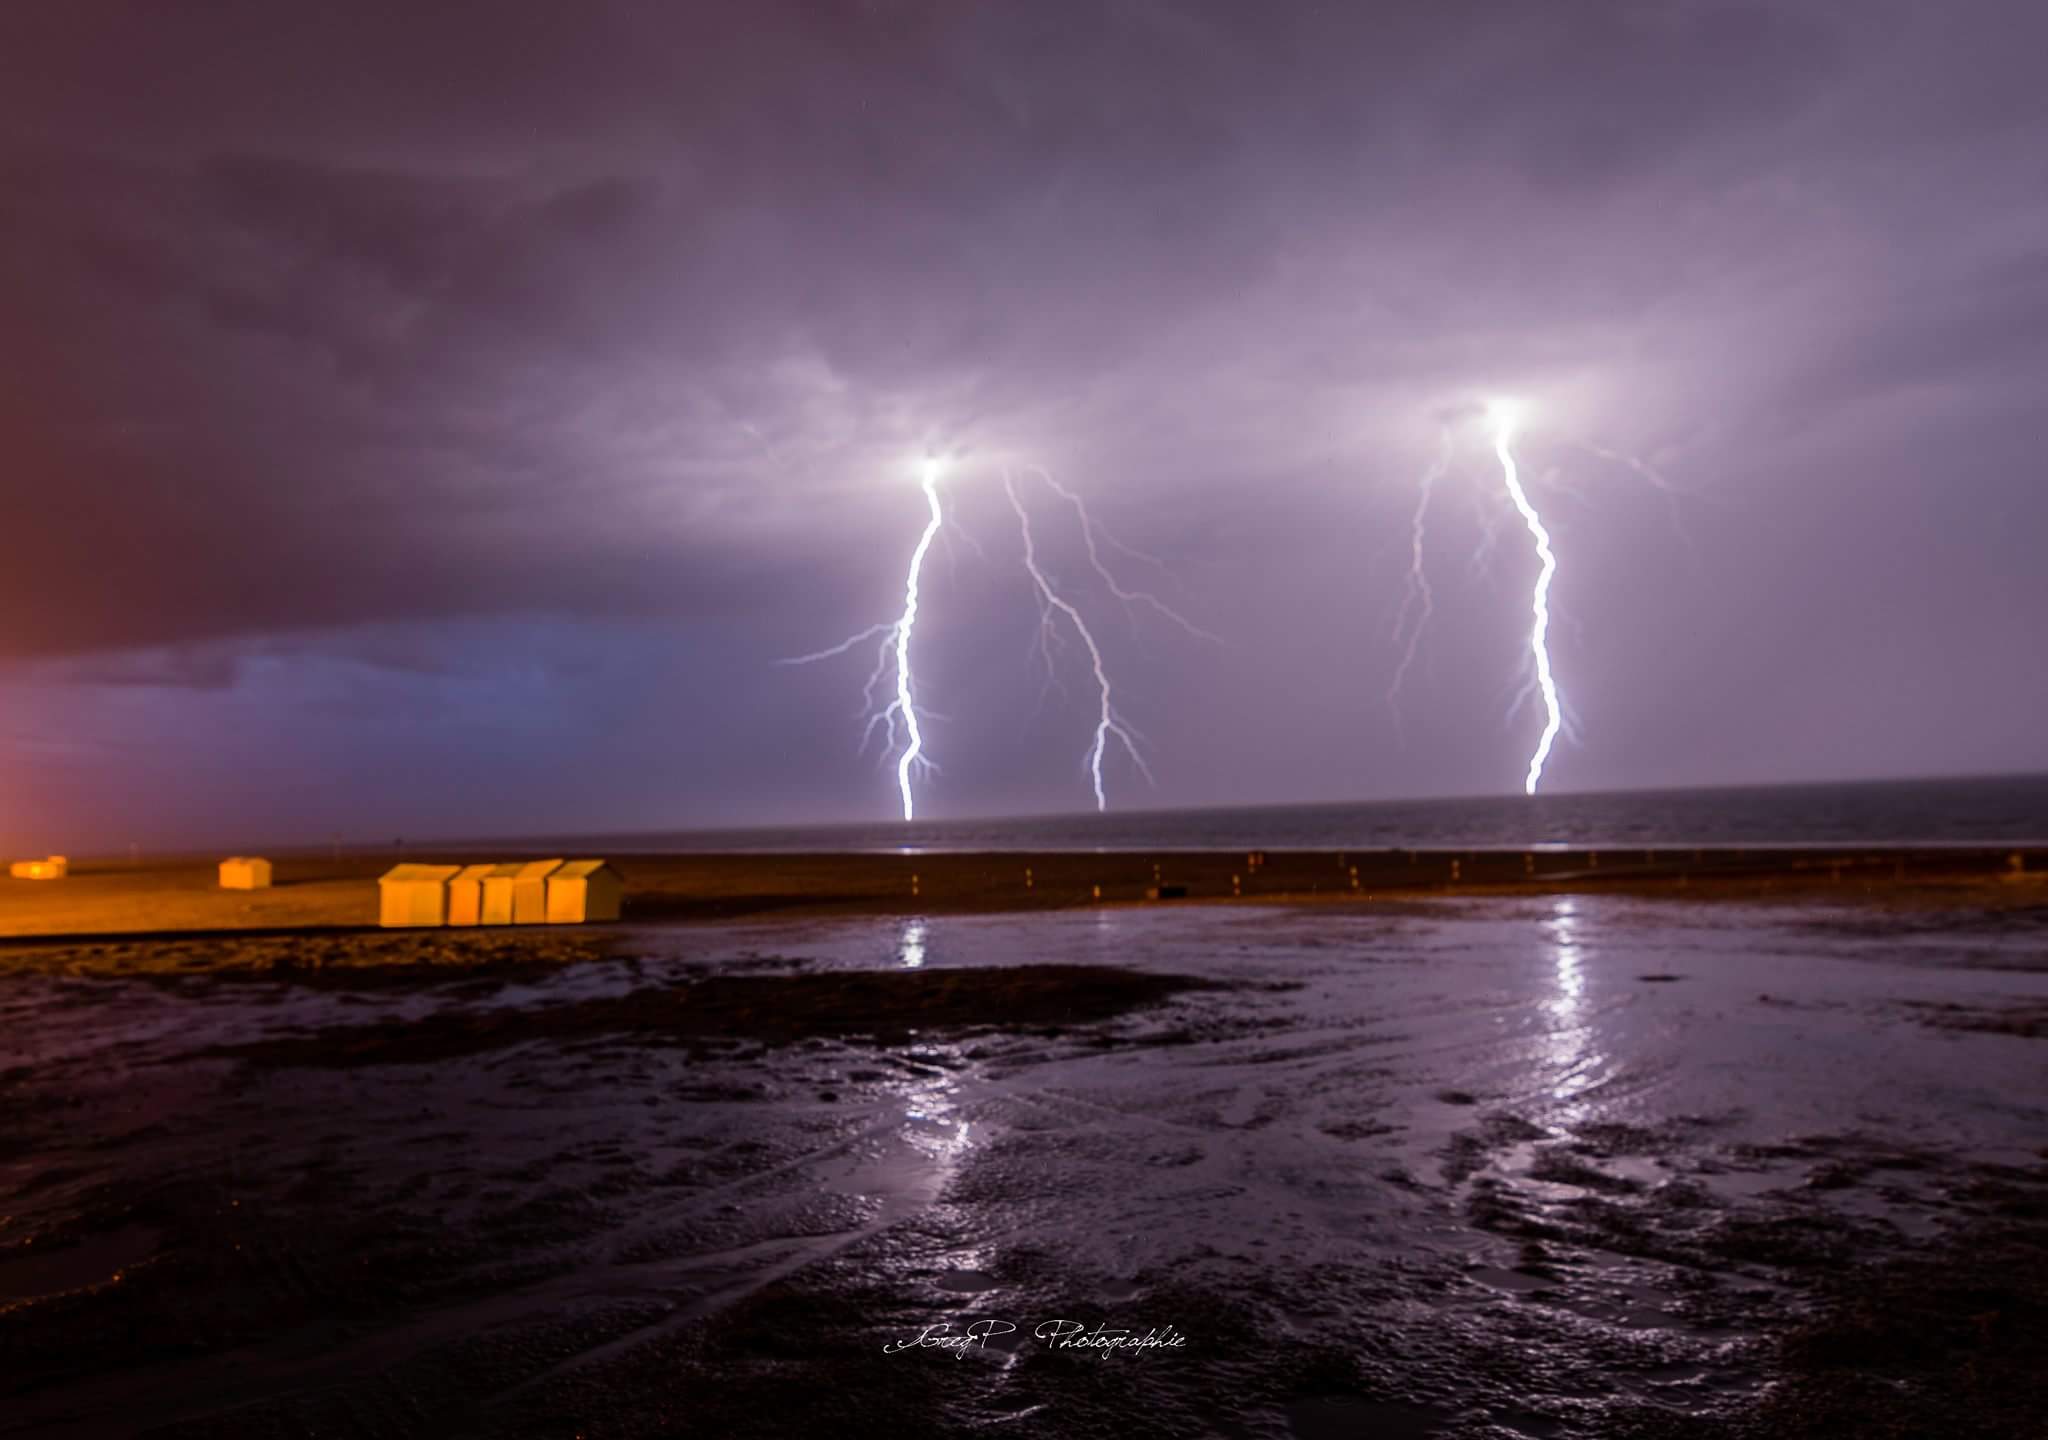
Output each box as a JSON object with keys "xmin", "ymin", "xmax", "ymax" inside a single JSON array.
[
  {"xmin": 1004, "ymin": 470, "xmax": 1151, "ymax": 811},
  {"xmin": 1488, "ymin": 403, "xmax": 1563, "ymax": 795},
  {"xmin": 778, "ymin": 457, "xmax": 946, "ymax": 821}
]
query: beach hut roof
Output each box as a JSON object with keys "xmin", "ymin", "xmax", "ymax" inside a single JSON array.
[
  {"xmin": 380, "ymin": 863, "xmax": 462, "ymax": 884},
  {"xmin": 512, "ymin": 859, "xmax": 563, "ymax": 880},
  {"xmin": 554, "ymin": 859, "xmax": 616, "ymax": 880},
  {"xmin": 452, "ymin": 863, "xmax": 496, "ymax": 882}
]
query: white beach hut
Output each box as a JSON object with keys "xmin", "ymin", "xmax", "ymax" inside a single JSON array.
[
  {"xmin": 446, "ymin": 863, "xmax": 495, "ymax": 926},
  {"xmin": 378, "ymin": 863, "xmax": 461, "ymax": 928},
  {"xmin": 219, "ymin": 857, "xmax": 273, "ymax": 890},
  {"xmin": 510, "ymin": 859, "xmax": 563, "ymax": 925},
  {"xmin": 546, "ymin": 860, "xmax": 623, "ymax": 924}
]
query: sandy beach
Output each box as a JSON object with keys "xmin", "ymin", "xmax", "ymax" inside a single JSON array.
[{"xmin": 2, "ymin": 844, "xmax": 2042, "ymax": 946}]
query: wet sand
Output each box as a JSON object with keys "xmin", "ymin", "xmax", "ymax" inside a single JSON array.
[
  {"xmin": 2, "ymin": 844, "xmax": 2043, "ymax": 944},
  {"xmin": 3, "ymin": 890, "xmax": 2045, "ymax": 1438}
]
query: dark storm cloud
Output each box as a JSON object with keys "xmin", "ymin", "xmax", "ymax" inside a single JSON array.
[
  {"xmin": 1, "ymin": 0, "xmax": 2043, "ymax": 843},
  {"xmin": 1810, "ymin": 252, "xmax": 2048, "ymax": 405},
  {"xmin": 0, "ymin": 143, "xmax": 778, "ymax": 656}
]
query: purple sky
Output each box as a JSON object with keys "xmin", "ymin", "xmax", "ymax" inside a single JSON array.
[{"xmin": 3, "ymin": 2, "xmax": 2045, "ymax": 852}]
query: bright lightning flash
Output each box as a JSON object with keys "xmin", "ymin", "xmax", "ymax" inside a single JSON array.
[
  {"xmin": 784, "ymin": 457, "xmax": 1209, "ymax": 819},
  {"xmin": 1489, "ymin": 401, "xmax": 1563, "ymax": 795},
  {"xmin": 1003, "ymin": 471, "xmax": 1151, "ymax": 811},
  {"xmin": 892, "ymin": 458, "xmax": 946, "ymax": 819},
  {"xmin": 778, "ymin": 455, "xmax": 947, "ymax": 822},
  {"xmin": 1386, "ymin": 399, "xmax": 1694, "ymax": 793}
]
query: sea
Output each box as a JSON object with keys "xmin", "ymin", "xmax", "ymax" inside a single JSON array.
[{"xmin": 497, "ymin": 772, "xmax": 2048, "ymax": 855}]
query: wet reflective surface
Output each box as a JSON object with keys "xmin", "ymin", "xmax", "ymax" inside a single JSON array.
[{"xmin": 3, "ymin": 898, "xmax": 2046, "ymax": 1437}]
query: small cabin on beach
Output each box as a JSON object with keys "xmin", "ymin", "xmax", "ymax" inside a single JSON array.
[
  {"xmin": 477, "ymin": 863, "xmax": 526, "ymax": 926},
  {"xmin": 510, "ymin": 860, "xmax": 562, "ymax": 925},
  {"xmin": 378, "ymin": 863, "xmax": 462, "ymax": 928},
  {"xmin": 8, "ymin": 855, "xmax": 67, "ymax": 880},
  {"xmin": 219, "ymin": 857, "xmax": 273, "ymax": 890},
  {"xmin": 377, "ymin": 858, "xmax": 620, "ymax": 928},
  {"xmin": 547, "ymin": 860, "xmax": 624, "ymax": 924},
  {"xmin": 445, "ymin": 863, "xmax": 495, "ymax": 926}
]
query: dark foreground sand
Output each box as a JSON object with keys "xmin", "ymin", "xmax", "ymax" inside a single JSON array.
[
  {"xmin": 2, "ymin": 844, "xmax": 2043, "ymax": 944},
  {"xmin": 2, "ymin": 869, "xmax": 2045, "ymax": 1438}
]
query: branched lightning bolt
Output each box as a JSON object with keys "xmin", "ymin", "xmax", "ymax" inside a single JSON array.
[
  {"xmin": 774, "ymin": 621, "xmax": 900, "ymax": 754},
  {"xmin": 1003, "ymin": 470, "xmax": 1151, "ymax": 811},
  {"xmin": 1386, "ymin": 404, "xmax": 1677, "ymax": 794},
  {"xmin": 1387, "ymin": 428, "xmax": 1452, "ymax": 733},
  {"xmin": 1027, "ymin": 468, "xmax": 1224, "ymax": 645},
  {"xmin": 890, "ymin": 466, "xmax": 944, "ymax": 820},
  {"xmin": 1576, "ymin": 440, "xmax": 1682, "ymax": 496},
  {"xmin": 775, "ymin": 623, "xmax": 898, "ymax": 667},
  {"xmin": 1570, "ymin": 439, "xmax": 1700, "ymax": 558},
  {"xmin": 783, "ymin": 457, "xmax": 1204, "ymax": 818},
  {"xmin": 1491, "ymin": 408, "xmax": 1563, "ymax": 795},
  {"xmin": 778, "ymin": 460, "xmax": 945, "ymax": 821}
]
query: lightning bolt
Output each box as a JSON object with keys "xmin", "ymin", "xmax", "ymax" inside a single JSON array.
[
  {"xmin": 1576, "ymin": 440, "xmax": 1683, "ymax": 497},
  {"xmin": 1003, "ymin": 470, "xmax": 1151, "ymax": 811},
  {"xmin": 1384, "ymin": 402, "xmax": 1689, "ymax": 795},
  {"xmin": 776, "ymin": 623, "xmax": 897, "ymax": 667},
  {"xmin": 1570, "ymin": 439, "xmax": 1701, "ymax": 558},
  {"xmin": 784, "ymin": 457, "xmax": 1207, "ymax": 818},
  {"xmin": 891, "ymin": 463, "xmax": 944, "ymax": 820},
  {"xmin": 1387, "ymin": 427, "xmax": 1452, "ymax": 733},
  {"xmin": 778, "ymin": 457, "xmax": 946, "ymax": 821},
  {"xmin": 1490, "ymin": 405, "xmax": 1563, "ymax": 795},
  {"xmin": 1027, "ymin": 468, "xmax": 1224, "ymax": 645}
]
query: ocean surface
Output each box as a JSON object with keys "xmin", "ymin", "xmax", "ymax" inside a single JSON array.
[
  {"xmin": 9, "ymin": 900, "xmax": 2047, "ymax": 1433},
  {"xmin": 497, "ymin": 772, "xmax": 2048, "ymax": 855}
]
